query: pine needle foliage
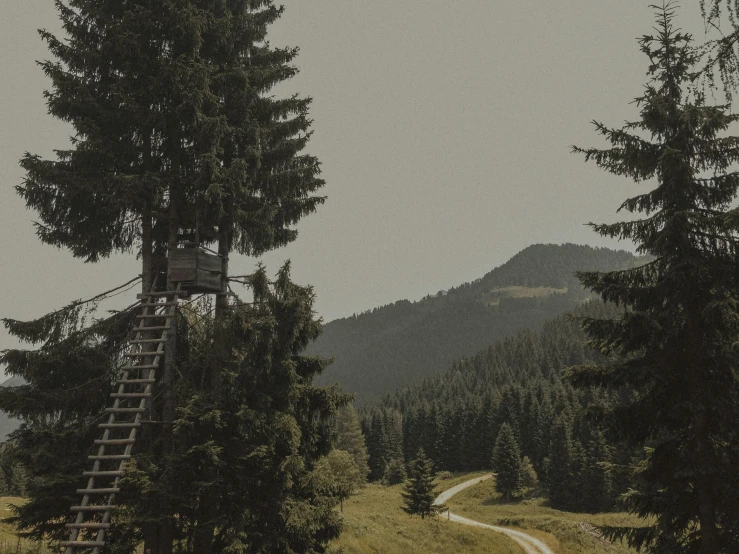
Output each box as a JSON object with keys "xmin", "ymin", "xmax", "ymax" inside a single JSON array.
[
  {"xmin": 0, "ymin": 289, "xmax": 139, "ymax": 543},
  {"xmin": 699, "ymin": 0, "xmax": 739, "ymax": 99},
  {"xmin": 18, "ymin": 0, "xmax": 324, "ymax": 262},
  {"xmin": 116, "ymin": 264, "xmax": 350, "ymax": 552},
  {"xmin": 568, "ymin": 3, "xmax": 739, "ymax": 552},
  {"xmin": 491, "ymin": 422, "xmax": 523, "ymax": 501},
  {"xmin": 334, "ymin": 405, "xmax": 370, "ymax": 485},
  {"xmin": 1, "ymin": 266, "xmax": 349, "ymax": 552},
  {"xmin": 401, "ymin": 449, "xmax": 442, "ymax": 519},
  {"xmin": 5, "ymin": 0, "xmax": 337, "ymax": 550}
]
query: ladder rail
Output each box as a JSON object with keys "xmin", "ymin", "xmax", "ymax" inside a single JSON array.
[{"xmin": 64, "ymin": 284, "xmax": 182, "ymax": 553}]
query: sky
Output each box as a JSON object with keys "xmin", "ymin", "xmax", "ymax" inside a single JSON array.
[{"xmin": 0, "ymin": 1, "xmax": 719, "ymax": 358}]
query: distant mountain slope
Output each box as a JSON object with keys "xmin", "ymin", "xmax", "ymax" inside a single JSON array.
[{"xmin": 310, "ymin": 244, "xmax": 641, "ymax": 403}]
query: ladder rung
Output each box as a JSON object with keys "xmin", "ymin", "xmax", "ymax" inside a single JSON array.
[
  {"xmin": 98, "ymin": 423, "xmax": 140, "ymax": 429},
  {"xmin": 71, "ymin": 505, "xmax": 115, "ymax": 512},
  {"xmin": 105, "ymin": 408, "xmax": 145, "ymax": 413},
  {"xmin": 83, "ymin": 470, "xmax": 124, "ymax": 477},
  {"xmin": 94, "ymin": 439, "xmax": 135, "ymax": 445},
  {"xmin": 76, "ymin": 487, "xmax": 120, "ymax": 494},
  {"xmin": 120, "ymin": 364, "xmax": 158, "ymax": 370},
  {"xmin": 129, "ymin": 338, "xmax": 166, "ymax": 344},
  {"xmin": 60, "ymin": 540, "xmax": 106, "ymax": 547},
  {"xmin": 116, "ymin": 379, "xmax": 156, "ymax": 385},
  {"xmin": 110, "ymin": 392, "xmax": 151, "ymax": 399},
  {"xmin": 66, "ymin": 522, "xmax": 111, "ymax": 529},
  {"xmin": 133, "ymin": 325, "xmax": 172, "ymax": 333},
  {"xmin": 89, "ymin": 454, "xmax": 132, "ymax": 461},
  {"xmin": 137, "ymin": 291, "xmax": 188, "ymax": 298},
  {"xmin": 136, "ymin": 314, "xmax": 170, "ymax": 319}
]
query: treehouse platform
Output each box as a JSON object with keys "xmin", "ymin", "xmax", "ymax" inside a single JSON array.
[{"xmin": 168, "ymin": 244, "xmax": 223, "ymax": 294}]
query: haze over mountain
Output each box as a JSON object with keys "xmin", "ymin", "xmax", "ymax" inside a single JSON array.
[{"xmin": 310, "ymin": 243, "xmax": 644, "ymax": 403}]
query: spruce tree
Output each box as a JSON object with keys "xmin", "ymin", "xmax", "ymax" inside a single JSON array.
[
  {"xmin": 334, "ymin": 405, "xmax": 370, "ymax": 484},
  {"xmin": 401, "ymin": 449, "xmax": 442, "ymax": 519},
  {"xmin": 122, "ymin": 265, "xmax": 350, "ymax": 553},
  {"xmin": 364, "ymin": 410, "xmax": 386, "ymax": 481},
  {"xmin": 492, "ymin": 422, "xmax": 523, "ymax": 500},
  {"xmin": 3, "ymin": 1, "xmax": 335, "ymax": 552},
  {"xmin": 581, "ymin": 432, "xmax": 612, "ymax": 513},
  {"xmin": 568, "ymin": 3, "xmax": 739, "ymax": 551},
  {"xmin": 520, "ymin": 456, "xmax": 539, "ymax": 493},
  {"xmin": 547, "ymin": 419, "xmax": 574, "ymax": 511},
  {"xmin": 383, "ymin": 458, "xmax": 408, "ymax": 486}
]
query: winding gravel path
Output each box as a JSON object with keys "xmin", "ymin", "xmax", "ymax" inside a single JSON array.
[{"xmin": 434, "ymin": 474, "xmax": 555, "ymax": 554}]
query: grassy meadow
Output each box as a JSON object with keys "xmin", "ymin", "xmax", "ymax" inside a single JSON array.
[
  {"xmin": 329, "ymin": 475, "xmax": 524, "ymax": 554},
  {"xmin": 0, "ymin": 477, "xmax": 649, "ymax": 554},
  {"xmin": 445, "ymin": 476, "xmax": 648, "ymax": 554},
  {"xmin": 0, "ymin": 497, "xmax": 49, "ymax": 553}
]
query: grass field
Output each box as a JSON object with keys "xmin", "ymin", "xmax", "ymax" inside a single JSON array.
[
  {"xmin": 445, "ymin": 476, "xmax": 648, "ymax": 554},
  {"xmin": 330, "ymin": 475, "xmax": 525, "ymax": 554},
  {"xmin": 0, "ymin": 498, "xmax": 49, "ymax": 553},
  {"xmin": 479, "ymin": 286, "xmax": 568, "ymax": 306},
  {"xmin": 0, "ymin": 478, "xmax": 650, "ymax": 554}
]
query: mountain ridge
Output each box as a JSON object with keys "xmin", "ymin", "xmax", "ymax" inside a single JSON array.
[{"xmin": 310, "ymin": 243, "xmax": 644, "ymax": 403}]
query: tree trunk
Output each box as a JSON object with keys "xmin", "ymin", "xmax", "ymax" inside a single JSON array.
[
  {"xmin": 142, "ymin": 204, "xmax": 153, "ymax": 294},
  {"xmin": 694, "ymin": 409, "xmax": 718, "ymax": 554},
  {"xmin": 155, "ymin": 185, "xmax": 179, "ymax": 554},
  {"xmin": 141, "ymin": 126, "xmax": 160, "ymax": 553},
  {"xmin": 141, "ymin": 126, "xmax": 154, "ymax": 294},
  {"xmin": 143, "ymin": 524, "xmax": 160, "ymax": 554},
  {"xmin": 192, "ymin": 221, "xmax": 230, "ymax": 554},
  {"xmin": 214, "ymin": 217, "xmax": 230, "ymax": 330}
]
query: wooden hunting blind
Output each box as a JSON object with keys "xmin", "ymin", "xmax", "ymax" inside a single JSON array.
[{"xmin": 169, "ymin": 246, "xmax": 223, "ymax": 293}]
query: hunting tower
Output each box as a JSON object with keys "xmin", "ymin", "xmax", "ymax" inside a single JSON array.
[{"xmin": 61, "ymin": 233, "xmax": 227, "ymax": 553}]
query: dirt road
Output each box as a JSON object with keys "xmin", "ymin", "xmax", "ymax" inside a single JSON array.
[{"xmin": 434, "ymin": 474, "xmax": 555, "ymax": 554}]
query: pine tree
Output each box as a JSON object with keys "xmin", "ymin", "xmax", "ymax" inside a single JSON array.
[
  {"xmin": 547, "ymin": 418, "xmax": 574, "ymax": 511},
  {"xmin": 19, "ymin": 0, "xmax": 324, "ymax": 266},
  {"xmin": 492, "ymin": 422, "xmax": 523, "ymax": 500},
  {"xmin": 364, "ymin": 409, "xmax": 386, "ymax": 481},
  {"xmin": 568, "ymin": 4, "xmax": 739, "ymax": 551},
  {"xmin": 383, "ymin": 458, "xmax": 408, "ymax": 486},
  {"xmin": 382, "ymin": 409, "xmax": 405, "ymax": 466},
  {"xmin": 334, "ymin": 404, "xmax": 370, "ymax": 484},
  {"xmin": 581, "ymin": 432, "xmax": 612, "ymax": 513},
  {"xmin": 401, "ymin": 449, "xmax": 443, "ymax": 519},
  {"xmin": 132, "ymin": 265, "xmax": 350, "ymax": 553},
  {"xmin": 520, "ymin": 456, "xmax": 539, "ymax": 493},
  {"xmin": 2, "ymin": 1, "xmax": 335, "ymax": 551}
]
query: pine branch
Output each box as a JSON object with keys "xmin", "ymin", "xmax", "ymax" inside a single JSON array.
[{"xmin": 2, "ymin": 276, "xmax": 141, "ymax": 345}]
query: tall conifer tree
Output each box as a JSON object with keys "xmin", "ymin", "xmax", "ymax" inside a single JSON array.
[
  {"xmin": 334, "ymin": 405, "xmax": 370, "ymax": 484},
  {"xmin": 547, "ymin": 419, "xmax": 574, "ymax": 511},
  {"xmin": 2, "ymin": 1, "xmax": 337, "ymax": 552},
  {"xmin": 568, "ymin": 3, "xmax": 739, "ymax": 551},
  {"xmin": 401, "ymin": 449, "xmax": 442, "ymax": 519},
  {"xmin": 492, "ymin": 422, "xmax": 523, "ymax": 500}
]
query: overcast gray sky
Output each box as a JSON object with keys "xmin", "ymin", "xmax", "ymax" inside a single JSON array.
[{"xmin": 0, "ymin": 2, "xmax": 714, "ymax": 358}]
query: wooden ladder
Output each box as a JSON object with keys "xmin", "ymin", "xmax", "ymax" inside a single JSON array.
[{"xmin": 61, "ymin": 286, "xmax": 186, "ymax": 553}]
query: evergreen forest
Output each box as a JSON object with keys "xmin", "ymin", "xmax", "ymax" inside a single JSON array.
[{"xmin": 361, "ymin": 299, "xmax": 630, "ymax": 514}]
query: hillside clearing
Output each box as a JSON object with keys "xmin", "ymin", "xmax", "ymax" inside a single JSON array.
[
  {"xmin": 446, "ymin": 476, "xmax": 647, "ymax": 554},
  {"xmin": 329, "ymin": 478, "xmax": 524, "ymax": 553},
  {"xmin": 479, "ymin": 286, "xmax": 568, "ymax": 306}
]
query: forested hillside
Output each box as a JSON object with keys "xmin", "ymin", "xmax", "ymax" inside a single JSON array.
[
  {"xmin": 363, "ymin": 300, "xmax": 638, "ymax": 513},
  {"xmin": 311, "ymin": 244, "xmax": 641, "ymax": 402}
]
